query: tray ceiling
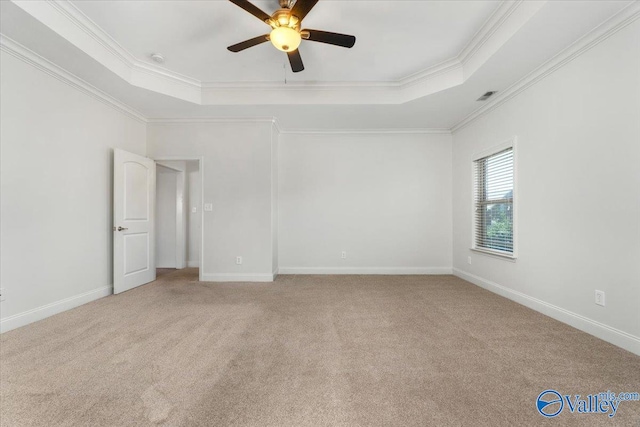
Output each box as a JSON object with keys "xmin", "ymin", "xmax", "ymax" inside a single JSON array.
[
  {"xmin": 70, "ymin": 0, "xmax": 500, "ymax": 83},
  {"xmin": 9, "ymin": 0, "xmax": 550, "ymax": 104},
  {"xmin": 2, "ymin": 0, "xmax": 636, "ymax": 116}
]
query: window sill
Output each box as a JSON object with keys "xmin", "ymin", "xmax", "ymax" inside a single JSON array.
[{"xmin": 471, "ymin": 248, "xmax": 517, "ymax": 262}]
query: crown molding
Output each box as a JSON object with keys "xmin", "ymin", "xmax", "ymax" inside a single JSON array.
[
  {"xmin": 458, "ymin": 1, "xmax": 521, "ymax": 64},
  {"xmin": 145, "ymin": 119, "xmax": 450, "ymax": 135},
  {"xmin": 451, "ymin": 1, "xmax": 640, "ymax": 133},
  {"xmin": 0, "ymin": 34, "xmax": 147, "ymax": 123},
  {"xmin": 278, "ymin": 128, "xmax": 452, "ymax": 135},
  {"xmin": 46, "ymin": 0, "xmax": 200, "ymax": 91},
  {"xmin": 146, "ymin": 117, "xmax": 277, "ymax": 125},
  {"xmin": 7, "ymin": 0, "xmax": 632, "ymax": 137},
  {"xmin": 11, "ymin": 0, "xmax": 544, "ymax": 105},
  {"xmin": 456, "ymin": 0, "xmax": 545, "ymax": 78}
]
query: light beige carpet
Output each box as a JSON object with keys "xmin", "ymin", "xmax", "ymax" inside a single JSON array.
[{"xmin": 1, "ymin": 270, "xmax": 639, "ymax": 426}]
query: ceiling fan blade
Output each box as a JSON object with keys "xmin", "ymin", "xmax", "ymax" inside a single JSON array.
[
  {"xmin": 228, "ymin": 0, "xmax": 271, "ymax": 24},
  {"xmin": 290, "ymin": 0, "xmax": 319, "ymax": 21},
  {"xmin": 227, "ymin": 35, "xmax": 270, "ymax": 52},
  {"xmin": 287, "ymin": 49, "xmax": 304, "ymax": 73},
  {"xmin": 303, "ymin": 29, "xmax": 356, "ymax": 48}
]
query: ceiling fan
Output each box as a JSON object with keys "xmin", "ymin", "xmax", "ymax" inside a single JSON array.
[{"xmin": 227, "ymin": 0, "xmax": 356, "ymax": 73}]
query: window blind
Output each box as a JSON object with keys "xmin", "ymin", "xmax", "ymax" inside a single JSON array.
[{"xmin": 474, "ymin": 147, "xmax": 514, "ymax": 254}]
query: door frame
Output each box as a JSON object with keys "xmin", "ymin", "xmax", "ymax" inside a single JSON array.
[{"xmin": 154, "ymin": 157, "xmax": 204, "ymax": 282}]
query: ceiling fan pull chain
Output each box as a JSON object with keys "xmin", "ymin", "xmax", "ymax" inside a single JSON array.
[{"xmin": 283, "ymin": 61, "xmax": 288, "ymax": 84}]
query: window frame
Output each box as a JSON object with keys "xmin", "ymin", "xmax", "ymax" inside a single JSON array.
[{"xmin": 470, "ymin": 137, "xmax": 518, "ymax": 260}]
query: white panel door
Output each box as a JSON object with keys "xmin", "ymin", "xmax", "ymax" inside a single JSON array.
[{"xmin": 114, "ymin": 149, "xmax": 156, "ymax": 294}]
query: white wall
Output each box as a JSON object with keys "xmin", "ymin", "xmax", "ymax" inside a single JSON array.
[
  {"xmin": 0, "ymin": 51, "xmax": 146, "ymax": 331},
  {"xmin": 187, "ymin": 161, "xmax": 201, "ymax": 268},
  {"xmin": 271, "ymin": 124, "xmax": 279, "ymax": 275},
  {"xmin": 156, "ymin": 165, "xmax": 178, "ymax": 268},
  {"xmin": 452, "ymin": 20, "xmax": 640, "ymax": 354},
  {"xmin": 147, "ymin": 121, "xmax": 276, "ymax": 281},
  {"xmin": 279, "ymin": 132, "xmax": 453, "ymax": 274}
]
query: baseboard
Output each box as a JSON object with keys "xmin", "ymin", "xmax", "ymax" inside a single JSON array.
[
  {"xmin": 200, "ymin": 273, "xmax": 276, "ymax": 282},
  {"xmin": 278, "ymin": 267, "xmax": 453, "ymax": 275},
  {"xmin": 453, "ymin": 268, "xmax": 640, "ymax": 356},
  {"xmin": 187, "ymin": 260, "xmax": 199, "ymax": 268},
  {"xmin": 0, "ymin": 285, "xmax": 112, "ymax": 334}
]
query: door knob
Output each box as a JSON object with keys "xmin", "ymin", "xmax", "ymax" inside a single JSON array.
[{"xmin": 115, "ymin": 226, "xmax": 128, "ymax": 231}]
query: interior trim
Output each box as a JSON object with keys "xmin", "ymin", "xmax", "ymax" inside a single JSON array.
[
  {"xmin": 279, "ymin": 267, "xmax": 454, "ymax": 275},
  {"xmin": 0, "ymin": 34, "xmax": 146, "ymax": 123},
  {"xmin": 453, "ymin": 268, "xmax": 640, "ymax": 356},
  {"xmin": 0, "ymin": 285, "xmax": 112, "ymax": 333},
  {"xmin": 451, "ymin": 1, "xmax": 640, "ymax": 133},
  {"xmin": 11, "ymin": 0, "xmax": 544, "ymax": 105}
]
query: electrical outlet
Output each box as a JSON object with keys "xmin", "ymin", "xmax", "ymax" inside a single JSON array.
[
  {"xmin": 204, "ymin": 203, "xmax": 213, "ymax": 212},
  {"xmin": 236, "ymin": 256, "xmax": 242, "ymax": 265},
  {"xmin": 467, "ymin": 256, "xmax": 472, "ymax": 265},
  {"xmin": 341, "ymin": 251, "xmax": 347, "ymax": 259},
  {"xmin": 595, "ymin": 290, "xmax": 605, "ymax": 307}
]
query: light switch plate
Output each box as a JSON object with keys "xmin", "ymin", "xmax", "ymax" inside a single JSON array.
[{"xmin": 595, "ymin": 290, "xmax": 605, "ymax": 307}]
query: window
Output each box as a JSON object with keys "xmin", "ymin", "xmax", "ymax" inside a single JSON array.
[{"xmin": 473, "ymin": 144, "xmax": 515, "ymax": 257}]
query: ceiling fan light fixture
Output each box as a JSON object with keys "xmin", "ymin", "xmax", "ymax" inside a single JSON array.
[
  {"xmin": 270, "ymin": 26, "xmax": 301, "ymax": 52},
  {"xmin": 228, "ymin": 0, "xmax": 355, "ymax": 72}
]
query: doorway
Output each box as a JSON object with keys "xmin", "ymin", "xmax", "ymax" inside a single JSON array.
[{"xmin": 155, "ymin": 160, "xmax": 201, "ymax": 277}]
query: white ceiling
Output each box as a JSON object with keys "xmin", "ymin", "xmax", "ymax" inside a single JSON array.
[
  {"xmin": 0, "ymin": 1, "xmax": 635, "ymax": 129},
  {"xmin": 70, "ymin": 0, "xmax": 500, "ymax": 83}
]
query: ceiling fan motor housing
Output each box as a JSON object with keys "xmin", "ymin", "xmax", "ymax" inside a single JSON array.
[{"xmin": 269, "ymin": 9, "xmax": 300, "ymax": 29}]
